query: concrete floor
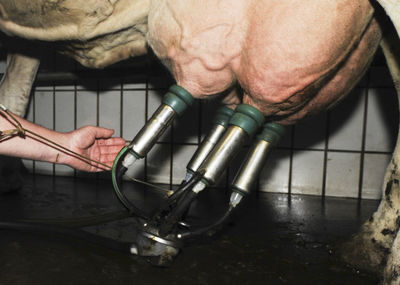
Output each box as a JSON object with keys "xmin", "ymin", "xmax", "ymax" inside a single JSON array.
[{"xmin": 0, "ymin": 174, "xmax": 381, "ymax": 285}]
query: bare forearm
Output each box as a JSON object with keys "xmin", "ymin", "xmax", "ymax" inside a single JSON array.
[
  {"xmin": 0, "ymin": 112, "xmax": 69, "ymax": 164},
  {"xmin": 0, "ymin": 108, "xmax": 126, "ymax": 172}
]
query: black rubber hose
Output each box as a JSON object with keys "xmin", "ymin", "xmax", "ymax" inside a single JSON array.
[
  {"xmin": 166, "ymin": 172, "xmax": 203, "ymax": 205},
  {"xmin": 150, "ymin": 172, "xmax": 202, "ymax": 227},
  {"xmin": 178, "ymin": 205, "xmax": 234, "ymax": 240},
  {"xmin": 111, "ymin": 147, "xmax": 150, "ymax": 220},
  {"xmin": 158, "ymin": 190, "xmax": 198, "ymax": 237}
]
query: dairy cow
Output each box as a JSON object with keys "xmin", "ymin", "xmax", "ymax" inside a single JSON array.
[
  {"xmin": 146, "ymin": 0, "xmax": 400, "ymax": 282},
  {"xmin": 0, "ymin": 0, "xmax": 399, "ymax": 282}
]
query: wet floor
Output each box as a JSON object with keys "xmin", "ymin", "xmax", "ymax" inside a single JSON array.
[{"xmin": 0, "ymin": 174, "xmax": 380, "ymax": 285}]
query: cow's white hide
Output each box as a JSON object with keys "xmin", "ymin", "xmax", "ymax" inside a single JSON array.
[
  {"xmin": 0, "ymin": 0, "xmax": 150, "ymax": 115},
  {"xmin": 376, "ymin": 0, "xmax": 400, "ymax": 38}
]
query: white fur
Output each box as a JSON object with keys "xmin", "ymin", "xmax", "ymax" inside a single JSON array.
[
  {"xmin": 377, "ymin": 0, "xmax": 400, "ymax": 38},
  {"xmin": 0, "ymin": 0, "xmax": 150, "ymax": 115}
]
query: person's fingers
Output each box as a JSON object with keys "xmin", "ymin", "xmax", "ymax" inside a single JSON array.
[
  {"xmin": 99, "ymin": 153, "xmax": 121, "ymax": 165},
  {"xmin": 97, "ymin": 142, "xmax": 124, "ymax": 154},
  {"xmin": 90, "ymin": 127, "xmax": 115, "ymax": 139},
  {"xmin": 97, "ymin": 137, "xmax": 126, "ymax": 146},
  {"xmin": 88, "ymin": 157, "xmax": 113, "ymax": 172},
  {"xmin": 88, "ymin": 145, "xmax": 124, "ymax": 165}
]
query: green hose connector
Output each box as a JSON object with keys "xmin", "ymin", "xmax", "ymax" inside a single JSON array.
[
  {"xmin": 162, "ymin": 84, "xmax": 195, "ymax": 116},
  {"xmin": 257, "ymin": 122, "xmax": 286, "ymax": 145},
  {"xmin": 128, "ymin": 149, "xmax": 141, "ymax": 159},
  {"xmin": 229, "ymin": 104, "xmax": 265, "ymax": 136}
]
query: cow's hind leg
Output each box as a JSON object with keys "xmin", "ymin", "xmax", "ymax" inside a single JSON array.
[
  {"xmin": 380, "ymin": 20, "xmax": 400, "ymax": 285},
  {"xmin": 0, "ymin": 52, "xmax": 40, "ymax": 116},
  {"xmin": 342, "ymin": 156, "xmax": 400, "ymax": 274},
  {"xmin": 341, "ymin": 21, "xmax": 400, "ymax": 278}
]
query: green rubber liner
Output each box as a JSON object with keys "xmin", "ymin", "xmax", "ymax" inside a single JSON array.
[
  {"xmin": 229, "ymin": 104, "xmax": 265, "ymax": 136},
  {"xmin": 163, "ymin": 84, "xmax": 195, "ymax": 116},
  {"xmin": 213, "ymin": 106, "xmax": 235, "ymax": 127},
  {"xmin": 257, "ymin": 122, "xmax": 286, "ymax": 146}
]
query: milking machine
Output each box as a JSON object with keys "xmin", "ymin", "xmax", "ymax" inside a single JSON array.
[
  {"xmin": 111, "ymin": 84, "xmax": 286, "ymax": 265},
  {"xmin": 0, "ymin": 84, "xmax": 284, "ymax": 266}
]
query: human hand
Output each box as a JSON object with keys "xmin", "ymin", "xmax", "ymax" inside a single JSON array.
[{"xmin": 62, "ymin": 126, "xmax": 126, "ymax": 172}]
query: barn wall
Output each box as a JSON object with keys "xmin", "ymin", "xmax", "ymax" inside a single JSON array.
[{"xmin": 0, "ymin": 49, "xmax": 397, "ymax": 199}]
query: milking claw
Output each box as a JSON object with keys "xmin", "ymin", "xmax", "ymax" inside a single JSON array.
[{"xmin": 112, "ymin": 93, "xmax": 286, "ymax": 266}]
